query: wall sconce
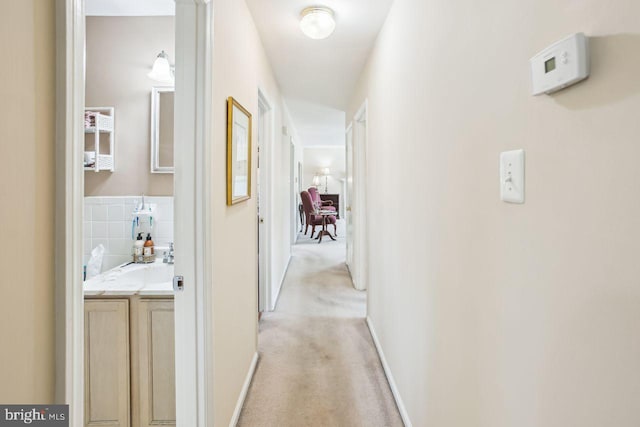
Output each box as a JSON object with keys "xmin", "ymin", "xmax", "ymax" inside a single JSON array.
[{"xmin": 148, "ymin": 50, "xmax": 174, "ymax": 84}]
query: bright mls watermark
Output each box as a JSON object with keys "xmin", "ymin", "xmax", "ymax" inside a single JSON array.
[{"xmin": 0, "ymin": 406, "xmax": 68, "ymax": 426}]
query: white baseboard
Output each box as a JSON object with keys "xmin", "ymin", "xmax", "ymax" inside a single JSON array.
[
  {"xmin": 229, "ymin": 352, "xmax": 259, "ymax": 427},
  {"xmin": 270, "ymin": 254, "xmax": 291, "ymax": 311},
  {"xmin": 366, "ymin": 317, "xmax": 412, "ymax": 427}
]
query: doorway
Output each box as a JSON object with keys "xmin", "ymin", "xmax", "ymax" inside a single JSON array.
[
  {"xmin": 346, "ymin": 100, "xmax": 368, "ymax": 291},
  {"xmin": 82, "ymin": 11, "xmax": 178, "ymax": 427},
  {"xmin": 56, "ymin": 1, "xmax": 213, "ymax": 425}
]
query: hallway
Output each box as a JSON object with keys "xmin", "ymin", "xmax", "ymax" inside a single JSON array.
[{"xmin": 238, "ymin": 221, "xmax": 403, "ymax": 426}]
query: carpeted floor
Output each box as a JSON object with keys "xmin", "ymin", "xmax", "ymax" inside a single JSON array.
[{"xmin": 237, "ymin": 221, "xmax": 403, "ymax": 427}]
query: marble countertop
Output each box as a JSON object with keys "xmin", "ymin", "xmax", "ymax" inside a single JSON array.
[{"xmin": 84, "ymin": 259, "xmax": 174, "ymax": 296}]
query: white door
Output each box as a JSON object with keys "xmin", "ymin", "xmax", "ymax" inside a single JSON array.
[
  {"xmin": 173, "ymin": 2, "xmax": 214, "ymax": 424},
  {"xmin": 290, "ymin": 141, "xmax": 297, "ymax": 244},
  {"xmin": 351, "ymin": 101, "xmax": 368, "ymax": 291},
  {"xmin": 345, "ymin": 124, "xmax": 355, "ymax": 271},
  {"xmin": 257, "ymin": 90, "xmax": 274, "ymax": 311},
  {"xmin": 257, "ymin": 101, "xmax": 267, "ymax": 313}
]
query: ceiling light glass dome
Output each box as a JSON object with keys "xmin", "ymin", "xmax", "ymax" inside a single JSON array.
[{"xmin": 300, "ymin": 7, "xmax": 336, "ymax": 40}]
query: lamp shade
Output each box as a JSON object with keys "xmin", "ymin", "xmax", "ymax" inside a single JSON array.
[
  {"xmin": 322, "ymin": 168, "xmax": 330, "ymax": 176},
  {"xmin": 312, "ymin": 175, "xmax": 321, "ymax": 186},
  {"xmin": 300, "ymin": 7, "xmax": 336, "ymax": 40},
  {"xmin": 148, "ymin": 51, "xmax": 174, "ymax": 84}
]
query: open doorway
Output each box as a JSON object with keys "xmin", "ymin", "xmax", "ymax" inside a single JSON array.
[
  {"xmin": 82, "ymin": 11, "xmax": 177, "ymax": 427},
  {"xmin": 57, "ymin": 1, "xmax": 212, "ymax": 424}
]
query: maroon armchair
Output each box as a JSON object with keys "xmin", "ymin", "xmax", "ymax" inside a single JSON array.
[
  {"xmin": 308, "ymin": 187, "xmax": 336, "ymax": 213},
  {"xmin": 300, "ymin": 190, "xmax": 337, "ymax": 238}
]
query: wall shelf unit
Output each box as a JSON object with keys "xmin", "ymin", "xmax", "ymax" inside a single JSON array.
[{"xmin": 84, "ymin": 106, "xmax": 115, "ymax": 172}]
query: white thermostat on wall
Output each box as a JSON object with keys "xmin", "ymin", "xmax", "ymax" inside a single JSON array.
[{"xmin": 530, "ymin": 33, "xmax": 589, "ymax": 95}]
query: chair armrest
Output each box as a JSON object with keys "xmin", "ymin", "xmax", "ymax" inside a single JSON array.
[{"xmin": 321, "ymin": 200, "xmax": 333, "ymax": 206}]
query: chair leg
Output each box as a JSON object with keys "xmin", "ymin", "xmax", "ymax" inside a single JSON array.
[
  {"xmin": 305, "ymin": 224, "xmax": 309, "ymax": 235},
  {"xmin": 310, "ymin": 225, "xmax": 316, "ymax": 239},
  {"xmin": 333, "ymin": 223, "xmax": 337, "ymax": 236}
]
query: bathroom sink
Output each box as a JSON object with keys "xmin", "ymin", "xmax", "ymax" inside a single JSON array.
[
  {"xmin": 119, "ymin": 263, "xmax": 173, "ymax": 285},
  {"xmin": 84, "ymin": 259, "xmax": 174, "ymax": 296}
]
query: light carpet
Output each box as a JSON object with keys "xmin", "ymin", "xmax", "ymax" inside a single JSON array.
[{"xmin": 237, "ymin": 221, "xmax": 403, "ymax": 427}]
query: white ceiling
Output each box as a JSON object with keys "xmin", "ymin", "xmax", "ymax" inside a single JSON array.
[
  {"xmin": 286, "ymin": 99, "xmax": 346, "ymax": 147},
  {"xmin": 85, "ymin": 0, "xmax": 175, "ymax": 16},
  {"xmin": 86, "ymin": 0, "xmax": 392, "ymax": 146},
  {"xmin": 246, "ymin": 0, "xmax": 393, "ymax": 146}
]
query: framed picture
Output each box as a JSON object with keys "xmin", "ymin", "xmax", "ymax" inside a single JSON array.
[{"xmin": 226, "ymin": 96, "xmax": 252, "ymax": 205}]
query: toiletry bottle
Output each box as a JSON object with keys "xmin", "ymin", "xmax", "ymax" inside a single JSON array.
[
  {"xmin": 144, "ymin": 233, "xmax": 155, "ymax": 256},
  {"xmin": 134, "ymin": 233, "xmax": 144, "ymax": 256}
]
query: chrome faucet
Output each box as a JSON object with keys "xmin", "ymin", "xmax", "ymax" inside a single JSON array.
[{"xmin": 163, "ymin": 242, "xmax": 174, "ymax": 264}]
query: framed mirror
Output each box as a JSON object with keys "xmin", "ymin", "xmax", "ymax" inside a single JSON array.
[{"xmin": 150, "ymin": 87, "xmax": 175, "ymax": 173}]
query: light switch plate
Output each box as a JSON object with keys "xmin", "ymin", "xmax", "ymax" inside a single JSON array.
[{"xmin": 500, "ymin": 149, "xmax": 525, "ymax": 203}]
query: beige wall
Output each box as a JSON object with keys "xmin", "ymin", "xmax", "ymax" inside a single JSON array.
[
  {"xmin": 85, "ymin": 17, "xmax": 174, "ymax": 196},
  {"xmin": 303, "ymin": 146, "xmax": 346, "ymax": 216},
  {"xmin": 210, "ymin": 1, "xmax": 300, "ymax": 424},
  {"xmin": 349, "ymin": 0, "xmax": 640, "ymax": 426},
  {"xmin": 0, "ymin": 0, "xmax": 56, "ymax": 403}
]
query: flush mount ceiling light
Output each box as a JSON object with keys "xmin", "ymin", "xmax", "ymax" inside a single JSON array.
[
  {"xmin": 300, "ymin": 7, "xmax": 336, "ymax": 40},
  {"xmin": 148, "ymin": 50, "xmax": 174, "ymax": 84}
]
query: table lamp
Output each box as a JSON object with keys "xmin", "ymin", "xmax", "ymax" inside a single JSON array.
[{"xmin": 322, "ymin": 168, "xmax": 330, "ymax": 193}]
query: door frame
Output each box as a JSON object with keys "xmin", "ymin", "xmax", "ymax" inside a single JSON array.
[
  {"xmin": 55, "ymin": 0, "xmax": 214, "ymax": 425},
  {"xmin": 290, "ymin": 140, "xmax": 297, "ymax": 245},
  {"xmin": 257, "ymin": 88, "xmax": 274, "ymax": 311},
  {"xmin": 297, "ymin": 160, "xmax": 303, "ymax": 236},
  {"xmin": 351, "ymin": 100, "xmax": 368, "ymax": 291},
  {"xmin": 345, "ymin": 122, "xmax": 354, "ymax": 273}
]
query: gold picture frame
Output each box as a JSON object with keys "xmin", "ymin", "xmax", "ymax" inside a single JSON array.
[{"xmin": 226, "ymin": 97, "xmax": 252, "ymax": 205}]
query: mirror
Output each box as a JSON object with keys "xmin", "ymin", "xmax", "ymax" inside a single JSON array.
[{"xmin": 150, "ymin": 87, "xmax": 175, "ymax": 173}]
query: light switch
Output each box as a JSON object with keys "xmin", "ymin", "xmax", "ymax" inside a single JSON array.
[{"xmin": 500, "ymin": 149, "xmax": 525, "ymax": 203}]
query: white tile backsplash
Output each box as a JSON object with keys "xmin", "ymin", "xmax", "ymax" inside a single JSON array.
[
  {"xmin": 84, "ymin": 196, "xmax": 174, "ymax": 271},
  {"xmin": 83, "ymin": 222, "xmax": 91, "ymax": 239},
  {"xmin": 92, "ymin": 222, "xmax": 108, "ymax": 238},
  {"xmin": 108, "ymin": 205, "xmax": 125, "ymax": 221},
  {"xmin": 83, "ymin": 204, "xmax": 92, "ymax": 221},
  {"xmin": 108, "ymin": 221, "xmax": 125, "ymax": 238},
  {"xmin": 92, "ymin": 205, "xmax": 108, "ymax": 221},
  {"xmin": 110, "ymin": 238, "xmax": 131, "ymax": 255}
]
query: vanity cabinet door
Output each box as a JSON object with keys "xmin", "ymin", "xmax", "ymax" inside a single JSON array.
[
  {"xmin": 133, "ymin": 299, "xmax": 176, "ymax": 427},
  {"xmin": 84, "ymin": 299, "xmax": 130, "ymax": 427}
]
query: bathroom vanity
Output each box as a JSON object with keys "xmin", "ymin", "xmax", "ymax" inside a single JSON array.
[{"xmin": 84, "ymin": 261, "xmax": 175, "ymax": 427}]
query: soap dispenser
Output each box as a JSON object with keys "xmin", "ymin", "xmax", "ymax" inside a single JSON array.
[
  {"xmin": 143, "ymin": 233, "xmax": 155, "ymax": 256},
  {"xmin": 134, "ymin": 233, "xmax": 144, "ymax": 255},
  {"xmin": 134, "ymin": 233, "xmax": 144, "ymax": 262}
]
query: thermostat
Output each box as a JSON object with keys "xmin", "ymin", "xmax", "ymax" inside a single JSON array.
[{"xmin": 530, "ymin": 33, "xmax": 589, "ymax": 95}]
